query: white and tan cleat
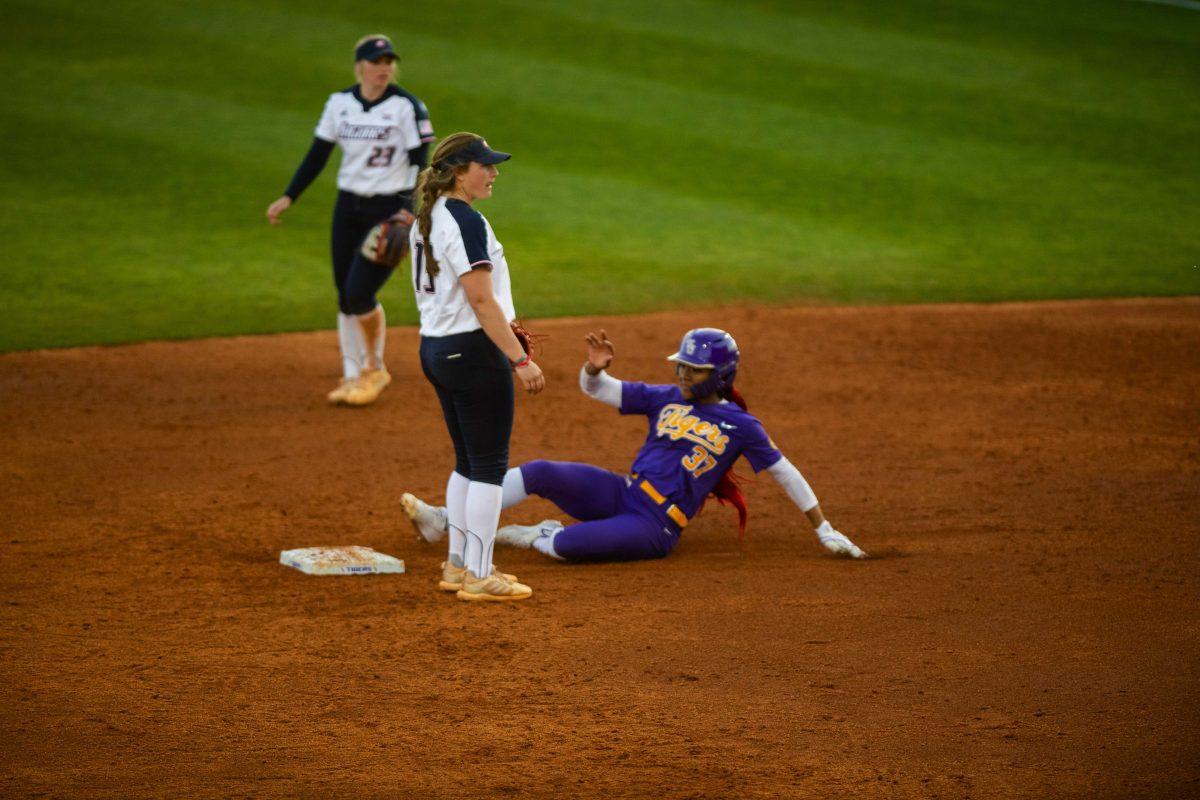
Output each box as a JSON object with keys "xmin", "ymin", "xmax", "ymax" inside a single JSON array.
[
  {"xmin": 437, "ymin": 561, "xmax": 518, "ymax": 592},
  {"xmin": 326, "ymin": 378, "xmax": 356, "ymax": 405},
  {"xmin": 342, "ymin": 368, "xmax": 391, "ymax": 406},
  {"xmin": 401, "ymin": 493, "xmax": 448, "ymax": 543},
  {"xmin": 456, "ymin": 569, "xmax": 533, "ymax": 602},
  {"xmin": 496, "ymin": 520, "xmax": 564, "ymax": 549}
]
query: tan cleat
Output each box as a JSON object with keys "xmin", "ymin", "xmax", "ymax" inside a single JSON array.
[
  {"xmin": 342, "ymin": 368, "xmax": 392, "ymax": 406},
  {"xmin": 456, "ymin": 569, "xmax": 533, "ymax": 602},
  {"xmin": 326, "ymin": 378, "xmax": 356, "ymax": 405},
  {"xmin": 438, "ymin": 561, "xmax": 518, "ymax": 592}
]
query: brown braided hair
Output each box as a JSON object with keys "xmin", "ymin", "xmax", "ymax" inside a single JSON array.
[{"xmin": 414, "ymin": 132, "xmax": 484, "ymax": 277}]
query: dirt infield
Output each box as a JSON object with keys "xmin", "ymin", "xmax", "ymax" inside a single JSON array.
[{"xmin": 1, "ymin": 299, "xmax": 1197, "ymax": 799}]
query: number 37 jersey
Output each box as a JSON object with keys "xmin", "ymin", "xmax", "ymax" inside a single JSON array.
[
  {"xmin": 621, "ymin": 383, "xmax": 783, "ymax": 521},
  {"xmin": 315, "ymin": 85, "xmax": 435, "ymax": 196}
]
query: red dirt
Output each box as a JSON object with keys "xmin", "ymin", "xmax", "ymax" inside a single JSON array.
[{"xmin": 1, "ymin": 299, "xmax": 1197, "ymax": 799}]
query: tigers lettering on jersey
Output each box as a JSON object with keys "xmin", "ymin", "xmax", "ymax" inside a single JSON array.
[
  {"xmin": 622, "ymin": 382, "xmax": 784, "ymax": 523},
  {"xmin": 655, "ymin": 404, "xmax": 730, "ymax": 454}
]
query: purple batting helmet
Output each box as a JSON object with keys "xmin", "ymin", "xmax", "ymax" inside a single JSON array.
[{"xmin": 667, "ymin": 328, "xmax": 740, "ymax": 396}]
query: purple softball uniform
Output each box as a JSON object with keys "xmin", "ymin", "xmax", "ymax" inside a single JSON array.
[{"xmin": 519, "ymin": 382, "xmax": 783, "ymax": 561}]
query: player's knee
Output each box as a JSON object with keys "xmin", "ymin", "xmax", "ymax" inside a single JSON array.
[
  {"xmin": 341, "ymin": 291, "xmax": 377, "ymax": 316},
  {"xmin": 469, "ymin": 454, "xmax": 508, "ymax": 486},
  {"xmin": 519, "ymin": 459, "xmax": 553, "ymax": 494},
  {"xmin": 450, "ymin": 443, "xmax": 471, "ymax": 479},
  {"xmin": 470, "ymin": 466, "xmax": 505, "ymax": 485}
]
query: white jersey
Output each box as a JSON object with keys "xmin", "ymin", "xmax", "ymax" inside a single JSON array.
[
  {"xmin": 315, "ymin": 85, "xmax": 435, "ymax": 195},
  {"xmin": 411, "ymin": 197, "xmax": 516, "ymax": 337}
]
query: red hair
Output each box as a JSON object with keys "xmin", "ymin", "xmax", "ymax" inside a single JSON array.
[{"xmin": 709, "ymin": 386, "xmax": 749, "ymax": 540}]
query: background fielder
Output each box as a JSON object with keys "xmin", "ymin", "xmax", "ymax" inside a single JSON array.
[
  {"xmin": 266, "ymin": 34, "xmax": 435, "ymax": 406},
  {"xmin": 404, "ymin": 328, "xmax": 865, "ymax": 563}
]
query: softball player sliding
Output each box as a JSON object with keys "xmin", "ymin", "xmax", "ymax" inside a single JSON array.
[
  {"xmin": 266, "ymin": 35, "xmax": 435, "ymax": 406},
  {"xmin": 403, "ymin": 328, "xmax": 865, "ymax": 563},
  {"xmin": 408, "ymin": 133, "xmax": 545, "ymax": 602}
]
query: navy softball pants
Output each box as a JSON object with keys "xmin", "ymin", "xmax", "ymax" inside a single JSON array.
[
  {"xmin": 420, "ymin": 330, "xmax": 514, "ymax": 486},
  {"xmin": 330, "ymin": 190, "xmax": 411, "ymax": 315}
]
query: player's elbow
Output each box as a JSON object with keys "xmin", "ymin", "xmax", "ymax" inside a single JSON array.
[{"xmin": 466, "ymin": 291, "xmax": 492, "ymax": 310}]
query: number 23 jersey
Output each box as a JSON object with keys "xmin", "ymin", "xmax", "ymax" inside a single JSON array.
[
  {"xmin": 315, "ymin": 85, "xmax": 435, "ymax": 196},
  {"xmin": 621, "ymin": 382, "xmax": 783, "ymax": 521}
]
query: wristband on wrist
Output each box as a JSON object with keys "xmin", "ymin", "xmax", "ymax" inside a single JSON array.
[
  {"xmin": 511, "ymin": 354, "xmax": 531, "ymax": 369},
  {"xmin": 816, "ymin": 520, "xmax": 833, "ymax": 535}
]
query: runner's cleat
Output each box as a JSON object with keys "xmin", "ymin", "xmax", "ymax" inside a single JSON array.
[
  {"xmin": 496, "ymin": 520, "xmax": 564, "ymax": 549},
  {"xmin": 401, "ymin": 493, "xmax": 448, "ymax": 543}
]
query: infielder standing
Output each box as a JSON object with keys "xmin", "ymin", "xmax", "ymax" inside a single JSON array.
[
  {"xmin": 404, "ymin": 328, "xmax": 865, "ymax": 563},
  {"xmin": 266, "ymin": 34, "xmax": 435, "ymax": 406},
  {"xmin": 407, "ymin": 132, "xmax": 545, "ymax": 601}
]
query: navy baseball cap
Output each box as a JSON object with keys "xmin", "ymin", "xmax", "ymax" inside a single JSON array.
[
  {"xmin": 355, "ymin": 37, "xmax": 397, "ymax": 62},
  {"xmin": 438, "ymin": 139, "xmax": 512, "ymax": 168}
]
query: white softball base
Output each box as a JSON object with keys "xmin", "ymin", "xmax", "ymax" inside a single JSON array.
[{"xmin": 279, "ymin": 546, "xmax": 405, "ymax": 576}]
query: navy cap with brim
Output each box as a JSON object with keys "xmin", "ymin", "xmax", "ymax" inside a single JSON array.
[
  {"xmin": 356, "ymin": 38, "xmax": 397, "ymax": 62},
  {"xmin": 439, "ymin": 139, "xmax": 512, "ymax": 168}
]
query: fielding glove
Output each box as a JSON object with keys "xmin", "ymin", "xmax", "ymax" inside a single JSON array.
[{"xmin": 360, "ymin": 209, "xmax": 416, "ymax": 267}]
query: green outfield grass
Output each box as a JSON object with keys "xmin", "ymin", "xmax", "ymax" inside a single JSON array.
[{"xmin": 1, "ymin": 0, "xmax": 1197, "ymax": 350}]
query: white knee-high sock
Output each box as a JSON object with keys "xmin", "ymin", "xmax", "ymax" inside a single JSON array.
[
  {"xmin": 501, "ymin": 467, "xmax": 528, "ymax": 509},
  {"xmin": 337, "ymin": 313, "xmax": 365, "ymax": 379},
  {"xmin": 373, "ymin": 303, "xmax": 386, "ymax": 364},
  {"xmin": 464, "ymin": 481, "xmax": 503, "ymax": 579},
  {"xmin": 445, "ymin": 471, "xmax": 470, "ymax": 568},
  {"xmin": 355, "ymin": 306, "xmax": 385, "ymax": 372},
  {"xmin": 532, "ymin": 531, "xmax": 564, "ymax": 560}
]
